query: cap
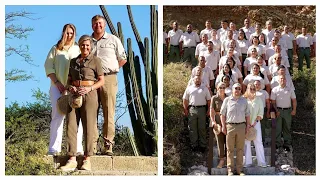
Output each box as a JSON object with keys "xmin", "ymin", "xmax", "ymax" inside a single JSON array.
[
  {"xmin": 232, "ymin": 83, "xmax": 241, "ymax": 89},
  {"xmin": 245, "ymin": 126, "xmax": 257, "ymax": 141}
]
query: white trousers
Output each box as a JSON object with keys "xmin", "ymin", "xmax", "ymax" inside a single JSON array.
[
  {"xmin": 244, "ymin": 121, "xmax": 266, "ymax": 166},
  {"xmin": 48, "ymin": 85, "xmax": 83, "ymax": 153}
]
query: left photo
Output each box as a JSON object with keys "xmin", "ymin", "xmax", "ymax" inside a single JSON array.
[{"xmin": 5, "ymin": 5, "xmax": 158, "ymax": 175}]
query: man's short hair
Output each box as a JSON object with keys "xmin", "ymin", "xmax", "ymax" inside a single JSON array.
[{"xmin": 91, "ymin": 15, "xmax": 106, "ymax": 24}]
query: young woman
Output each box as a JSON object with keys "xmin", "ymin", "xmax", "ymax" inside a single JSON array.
[
  {"xmin": 247, "ymin": 36, "xmax": 266, "ymax": 60},
  {"xmin": 243, "ymin": 47, "xmax": 258, "ymax": 77},
  {"xmin": 243, "ymin": 83, "xmax": 267, "ymax": 168},
  {"xmin": 216, "ymin": 64, "xmax": 237, "ymax": 88},
  {"xmin": 44, "ymin": 24, "xmax": 83, "ymax": 156},
  {"xmin": 243, "ymin": 63, "xmax": 271, "ymax": 94}
]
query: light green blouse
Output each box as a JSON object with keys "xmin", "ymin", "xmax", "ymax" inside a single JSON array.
[
  {"xmin": 247, "ymin": 96, "xmax": 264, "ymax": 125},
  {"xmin": 44, "ymin": 44, "xmax": 80, "ymax": 86}
]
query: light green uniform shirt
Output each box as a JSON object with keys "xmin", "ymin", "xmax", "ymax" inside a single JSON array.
[
  {"xmin": 247, "ymin": 97, "xmax": 264, "ymax": 125},
  {"xmin": 44, "ymin": 44, "xmax": 80, "ymax": 86}
]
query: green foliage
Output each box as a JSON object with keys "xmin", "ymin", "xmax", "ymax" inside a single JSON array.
[
  {"xmin": 5, "ymin": 91, "xmax": 56, "ymax": 175},
  {"xmin": 163, "ymin": 63, "xmax": 191, "ymax": 174},
  {"xmin": 292, "ymin": 63, "xmax": 316, "ymax": 111}
]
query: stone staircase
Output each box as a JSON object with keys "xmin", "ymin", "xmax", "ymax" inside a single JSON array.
[
  {"xmin": 209, "ymin": 126, "xmax": 277, "ymax": 175},
  {"xmin": 44, "ymin": 156, "xmax": 158, "ymax": 175}
]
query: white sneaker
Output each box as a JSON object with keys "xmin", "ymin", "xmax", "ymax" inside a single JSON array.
[{"xmin": 60, "ymin": 160, "xmax": 77, "ymax": 172}]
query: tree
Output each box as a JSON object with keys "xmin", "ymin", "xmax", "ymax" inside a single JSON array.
[{"xmin": 5, "ymin": 10, "xmax": 37, "ymax": 82}]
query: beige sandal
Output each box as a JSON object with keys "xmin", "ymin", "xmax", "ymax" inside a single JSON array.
[{"xmin": 217, "ymin": 159, "xmax": 225, "ymax": 168}]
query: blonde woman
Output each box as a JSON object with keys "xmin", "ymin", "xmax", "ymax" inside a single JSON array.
[
  {"xmin": 60, "ymin": 35, "xmax": 104, "ymax": 171},
  {"xmin": 210, "ymin": 82, "xmax": 227, "ymax": 168},
  {"xmin": 44, "ymin": 24, "xmax": 83, "ymax": 156},
  {"xmin": 243, "ymin": 83, "xmax": 267, "ymax": 168}
]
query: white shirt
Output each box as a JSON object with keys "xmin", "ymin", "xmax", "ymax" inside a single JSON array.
[
  {"xmin": 183, "ymin": 84, "xmax": 211, "ymax": 106},
  {"xmin": 201, "ymin": 50, "xmax": 220, "ymax": 71},
  {"xmin": 262, "ymin": 29, "xmax": 275, "ymax": 44},
  {"xmin": 237, "ymin": 39, "xmax": 249, "ymax": 54},
  {"xmin": 200, "ymin": 28, "xmax": 213, "ymax": 40},
  {"xmin": 268, "ymin": 38, "xmax": 288, "ymax": 52},
  {"xmin": 219, "ymin": 55, "xmax": 241, "ymax": 70},
  {"xmin": 191, "ymin": 66, "xmax": 215, "ymax": 87},
  {"xmin": 281, "ymin": 32, "xmax": 296, "ymax": 49},
  {"xmin": 243, "ymin": 74, "xmax": 269, "ymax": 90},
  {"xmin": 270, "ymin": 75, "xmax": 295, "ymax": 90},
  {"xmin": 247, "ymin": 45, "xmax": 265, "ymax": 56},
  {"xmin": 268, "ymin": 64, "xmax": 290, "ymax": 77},
  {"xmin": 270, "ymin": 86, "xmax": 296, "ymax": 108},
  {"xmin": 195, "ymin": 42, "xmax": 208, "ymax": 56},
  {"xmin": 268, "ymin": 54, "xmax": 290, "ymax": 68},
  {"xmin": 256, "ymin": 90, "xmax": 269, "ymax": 108},
  {"xmin": 179, "ymin": 31, "xmax": 200, "ymax": 47},
  {"xmin": 313, "ymin": 33, "xmax": 316, "ymax": 43},
  {"xmin": 242, "ymin": 26, "xmax": 255, "ymax": 41},
  {"xmin": 209, "ymin": 39, "xmax": 222, "ymax": 51},
  {"xmin": 217, "ymin": 27, "xmax": 230, "ymax": 42},
  {"xmin": 221, "ymin": 39, "xmax": 240, "ymax": 56},
  {"xmin": 243, "ymin": 57, "xmax": 257, "ymax": 72},
  {"xmin": 296, "ymin": 34, "xmax": 313, "ymax": 48},
  {"xmin": 232, "ymin": 30, "xmax": 239, "ymax": 40},
  {"xmin": 168, "ymin": 29, "xmax": 183, "ymax": 45},
  {"xmin": 215, "ymin": 73, "xmax": 238, "ymax": 87}
]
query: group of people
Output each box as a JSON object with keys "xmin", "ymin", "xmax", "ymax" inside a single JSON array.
[
  {"xmin": 179, "ymin": 18, "xmax": 311, "ymax": 175},
  {"xmin": 44, "ymin": 15, "xmax": 127, "ymax": 171}
]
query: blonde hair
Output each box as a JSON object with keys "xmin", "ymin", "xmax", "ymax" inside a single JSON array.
[
  {"xmin": 56, "ymin": 24, "xmax": 76, "ymax": 51},
  {"xmin": 78, "ymin": 35, "xmax": 93, "ymax": 50},
  {"xmin": 91, "ymin": 15, "xmax": 106, "ymax": 25},
  {"xmin": 243, "ymin": 82, "xmax": 256, "ymax": 98}
]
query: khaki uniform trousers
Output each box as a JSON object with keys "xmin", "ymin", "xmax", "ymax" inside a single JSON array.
[
  {"xmin": 226, "ymin": 123, "xmax": 246, "ymax": 173},
  {"xmin": 214, "ymin": 114, "xmax": 226, "ymax": 159},
  {"xmin": 99, "ymin": 74, "xmax": 118, "ymax": 145},
  {"xmin": 67, "ymin": 90, "xmax": 98, "ymax": 156}
]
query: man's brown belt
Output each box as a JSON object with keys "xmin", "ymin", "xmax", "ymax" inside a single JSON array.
[{"xmin": 72, "ymin": 80, "xmax": 95, "ymax": 87}]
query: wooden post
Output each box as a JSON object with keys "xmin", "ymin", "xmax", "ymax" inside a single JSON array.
[
  {"xmin": 270, "ymin": 112, "xmax": 276, "ymax": 166},
  {"xmin": 208, "ymin": 127, "xmax": 214, "ymax": 175}
]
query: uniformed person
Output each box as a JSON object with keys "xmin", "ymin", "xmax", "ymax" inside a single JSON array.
[
  {"xmin": 60, "ymin": 35, "xmax": 105, "ymax": 171},
  {"xmin": 270, "ymin": 75, "xmax": 297, "ymax": 152},
  {"xmin": 220, "ymin": 83, "xmax": 251, "ymax": 176},
  {"xmin": 183, "ymin": 75, "xmax": 211, "ymax": 152},
  {"xmin": 210, "ymin": 82, "xmax": 228, "ymax": 168},
  {"xmin": 296, "ymin": 27, "xmax": 313, "ymax": 70},
  {"xmin": 167, "ymin": 21, "xmax": 183, "ymax": 62},
  {"xmin": 179, "ymin": 24, "xmax": 200, "ymax": 67}
]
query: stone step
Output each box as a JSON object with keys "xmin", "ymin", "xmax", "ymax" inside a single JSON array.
[
  {"xmin": 212, "ymin": 156, "xmax": 271, "ymax": 168},
  {"xmin": 60, "ymin": 170, "xmax": 157, "ymax": 175},
  {"xmin": 45, "ymin": 155, "xmax": 157, "ymax": 172},
  {"xmin": 210, "ymin": 166, "xmax": 275, "ymax": 175},
  {"xmin": 212, "ymin": 146, "xmax": 271, "ymax": 156}
]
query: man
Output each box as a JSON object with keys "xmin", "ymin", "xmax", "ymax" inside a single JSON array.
[
  {"xmin": 167, "ymin": 21, "xmax": 183, "ymax": 62},
  {"xmin": 262, "ymin": 20, "xmax": 275, "ymax": 45},
  {"xmin": 179, "ymin": 24, "xmax": 200, "ymax": 68},
  {"xmin": 221, "ymin": 30, "xmax": 240, "ymax": 56},
  {"xmin": 91, "ymin": 15, "xmax": 127, "ymax": 156},
  {"xmin": 219, "ymin": 47, "xmax": 241, "ymax": 71},
  {"xmin": 270, "ymin": 75, "xmax": 297, "ymax": 152},
  {"xmin": 191, "ymin": 56, "xmax": 215, "ymax": 90},
  {"xmin": 281, "ymin": 25, "xmax": 297, "ymax": 75},
  {"xmin": 202, "ymin": 41, "xmax": 220, "ymax": 76},
  {"xmin": 220, "ymin": 83, "xmax": 250, "ymax": 176},
  {"xmin": 183, "ymin": 75, "xmax": 211, "ymax": 152},
  {"xmin": 269, "ymin": 53, "xmax": 290, "ymax": 77},
  {"xmin": 195, "ymin": 34, "xmax": 209, "ymax": 60},
  {"xmin": 200, "ymin": 20, "xmax": 213, "ymax": 40},
  {"xmin": 296, "ymin": 27, "xmax": 313, "ymax": 70},
  {"xmin": 268, "ymin": 45, "xmax": 290, "ymax": 68},
  {"xmin": 242, "ymin": 18, "xmax": 255, "ymax": 41},
  {"xmin": 229, "ymin": 22, "xmax": 239, "ymax": 40},
  {"xmin": 249, "ymin": 22, "xmax": 263, "ymax": 45},
  {"xmin": 270, "ymin": 65, "xmax": 295, "ymax": 90},
  {"xmin": 254, "ymin": 80, "xmax": 271, "ymax": 145},
  {"xmin": 217, "ymin": 20, "xmax": 229, "ymax": 42},
  {"xmin": 271, "ymin": 30, "xmax": 288, "ymax": 55}
]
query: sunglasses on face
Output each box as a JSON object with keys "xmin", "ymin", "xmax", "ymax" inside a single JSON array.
[
  {"xmin": 235, "ymin": 87, "xmax": 241, "ymax": 90},
  {"xmin": 219, "ymin": 87, "xmax": 226, "ymax": 89},
  {"xmin": 250, "ymin": 88, "xmax": 256, "ymax": 91}
]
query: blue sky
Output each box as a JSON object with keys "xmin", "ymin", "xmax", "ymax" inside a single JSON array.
[{"xmin": 5, "ymin": 5, "xmax": 156, "ymax": 129}]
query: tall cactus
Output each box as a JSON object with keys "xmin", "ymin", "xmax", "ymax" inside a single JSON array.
[{"xmin": 99, "ymin": 5, "xmax": 158, "ymax": 156}]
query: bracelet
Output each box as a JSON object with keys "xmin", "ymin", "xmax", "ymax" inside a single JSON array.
[{"xmin": 54, "ymin": 80, "xmax": 59, "ymax": 84}]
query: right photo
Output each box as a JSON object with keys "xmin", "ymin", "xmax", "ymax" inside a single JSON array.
[{"xmin": 163, "ymin": 5, "xmax": 316, "ymax": 175}]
